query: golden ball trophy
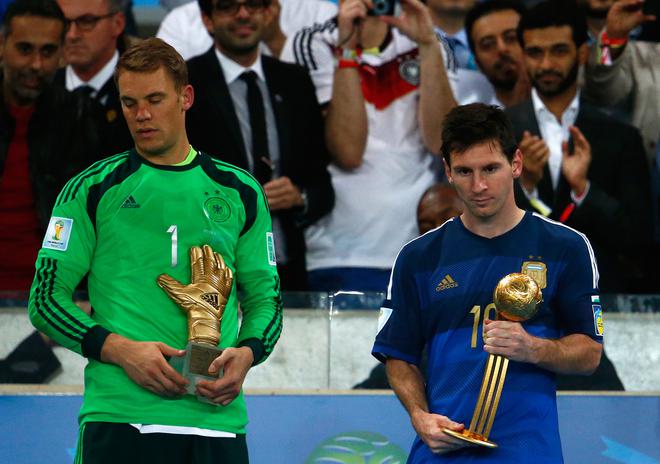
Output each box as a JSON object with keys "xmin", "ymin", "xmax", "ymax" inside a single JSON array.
[
  {"xmin": 443, "ymin": 273, "xmax": 542, "ymax": 448},
  {"xmin": 157, "ymin": 245, "xmax": 233, "ymax": 401}
]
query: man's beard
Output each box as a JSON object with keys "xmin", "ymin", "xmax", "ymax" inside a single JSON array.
[
  {"xmin": 487, "ymin": 55, "xmax": 519, "ymax": 91},
  {"xmin": 532, "ymin": 61, "xmax": 579, "ymax": 98}
]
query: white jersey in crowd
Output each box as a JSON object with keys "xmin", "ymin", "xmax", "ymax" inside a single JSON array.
[
  {"xmin": 156, "ymin": 0, "xmax": 338, "ymax": 60},
  {"xmin": 281, "ymin": 21, "xmax": 455, "ymax": 270}
]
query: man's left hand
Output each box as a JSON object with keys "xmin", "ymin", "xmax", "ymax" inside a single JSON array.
[
  {"xmin": 263, "ymin": 176, "xmax": 304, "ymax": 211},
  {"xmin": 195, "ymin": 346, "xmax": 254, "ymax": 406},
  {"xmin": 561, "ymin": 126, "xmax": 591, "ymax": 197},
  {"xmin": 483, "ymin": 319, "xmax": 539, "ymax": 363},
  {"xmin": 380, "ymin": 0, "xmax": 437, "ymax": 47}
]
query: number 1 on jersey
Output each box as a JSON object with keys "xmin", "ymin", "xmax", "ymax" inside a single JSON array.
[
  {"xmin": 469, "ymin": 303, "xmax": 497, "ymax": 348},
  {"xmin": 167, "ymin": 225, "xmax": 178, "ymax": 267}
]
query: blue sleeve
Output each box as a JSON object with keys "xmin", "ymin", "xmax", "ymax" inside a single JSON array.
[
  {"xmin": 372, "ymin": 246, "xmax": 425, "ymax": 364},
  {"xmin": 555, "ymin": 233, "xmax": 604, "ymax": 342}
]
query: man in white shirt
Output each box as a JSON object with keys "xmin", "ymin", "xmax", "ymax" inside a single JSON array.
[
  {"xmin": 282, "ymin": 0, "xmax": 456, "ymax": 292},
  {"xmin": 156, "ymin": 0, "xmax": 337, "ymax": 60},
  {"xmin": 55, "ymin": 0, "xmax": 133, "ymax": 154},
  {"xmin": 464, "ymin": 0, "xmax": 530, "ymax": 108}
]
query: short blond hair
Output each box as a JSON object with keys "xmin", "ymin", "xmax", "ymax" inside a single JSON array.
[{"xmin": 115, "ymin": 38, "xmax": 188, "ymax": 91}]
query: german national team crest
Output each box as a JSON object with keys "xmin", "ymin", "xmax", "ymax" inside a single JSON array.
[
  {"xmin": 521, "ymin": 261, "xmax": 547, "ymax": 289},
  {"xmin": 204, "ymin": 197, "xmax": 231, "ymax": 223},
  {"xmin": 399, "ymin": 58, "xmax": 420, "ymax": 86}
]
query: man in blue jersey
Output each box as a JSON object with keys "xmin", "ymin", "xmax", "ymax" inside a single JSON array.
[{"xmin": 372, "ymin": 103, "xmax": 603, "ymax": 462}]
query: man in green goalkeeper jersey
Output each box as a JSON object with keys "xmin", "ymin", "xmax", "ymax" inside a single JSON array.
[{"xmin": 28, "ymin": 37, "xmax": 282, "ymax": 463}]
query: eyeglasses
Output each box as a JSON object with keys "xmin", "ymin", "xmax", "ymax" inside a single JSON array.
[
  {"xmin": 213, "ymin": 0, "xmax": 269, "ymax": 16},
  {"xmin": 65, "ymin": 12, "xmax": 116, "ymax": 32}
]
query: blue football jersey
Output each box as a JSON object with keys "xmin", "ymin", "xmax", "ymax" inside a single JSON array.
[{"xmin": 373, "ymin": 212, "xmax": 603, "ymax": 463}]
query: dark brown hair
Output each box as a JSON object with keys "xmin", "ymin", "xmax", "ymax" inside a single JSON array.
[{"xmin": 441, "ymin": 103, "xmax": 517, "ymax": 167}]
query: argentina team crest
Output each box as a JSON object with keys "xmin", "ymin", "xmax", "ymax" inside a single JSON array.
[{"xmin": 521, "ymin": 261, "xmax": 547, "ymax": 289}]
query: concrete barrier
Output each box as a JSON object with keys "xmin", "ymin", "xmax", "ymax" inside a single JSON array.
[{"xmin": 2, "ymin": 308, "xmax": 659, "ymax": 390}]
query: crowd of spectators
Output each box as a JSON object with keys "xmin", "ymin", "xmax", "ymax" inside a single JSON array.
[{"xmin": 0, "ymin": 0, "xmax": 658, "ymax": 386}]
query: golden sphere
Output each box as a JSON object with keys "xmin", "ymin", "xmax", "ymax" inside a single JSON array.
[{"xmin": 493, "ymin": 273, "xmax": 542, "ymax": 322}]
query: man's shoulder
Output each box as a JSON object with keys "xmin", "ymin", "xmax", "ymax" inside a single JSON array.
[
  {"xmin": 504, "ymin": 99, "xmax": 534, "ymax": 119},
  {"xmin": 399, "ymin": 220, "xmax": 456, "ymax": 260},
  {"xmin": 577, "ymin": 101, "xmax": 639, "ymax": 136},
  {"xmin": 286, "ymin": 17, "xmax": 338, "ymax": 69},
  {"xmin": 36, "ymin": 84, "xmax": 93, "ymax": 118},
  {"xmin": 56, "ymin": 151, "xmax": 133, "ymax": 203},
  {"xmin": 186, "ymin": 48, "xmax": 216, "ymax": 72},
  {"xmin": 528, "ymin": 213, "xmax": 592, "ymax": 250},
  {"xmin": 576, "ymin": 103, "xmax": 645, "ymax": 160},
  {"xmin": 52, "ymin": 67, "xmax": 65, "ymax": 87},
  {"xmin": 197, "ymin": 151, "xmax": 262, "ymax": 189},
  {"xmin": 262, "ymin": 55, "xmax": 313, "ymax": 86}
]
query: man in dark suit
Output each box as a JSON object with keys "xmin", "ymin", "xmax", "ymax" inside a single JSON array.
[
  {"xmin": 54, "ymin": 0, "xmax": 133, "ymax": 156},
  {"xmin": 507, "ymin": 0, "xmax": 651, "ymax": 295},
  {"xmin": 186, "ymin": 0, "xmax": 334, "ymax": 290},
  {"xmin": 0, "ymin": 0, "xmax": 102, "ymax": 382}
]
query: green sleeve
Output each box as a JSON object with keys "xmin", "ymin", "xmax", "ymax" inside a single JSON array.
[
  {"xmin": 234, "ymin": 180, "xmax": 283, "ymax": 365},
  {"xmin": 28, "ymin": 178, "xmax": 111, "ymax": 360}
]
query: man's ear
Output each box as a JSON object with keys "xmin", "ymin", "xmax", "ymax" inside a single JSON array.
[
  {"xmin": 511, "ymin": 148, "xmax": 523, "ymax": 179},
  {"xmin": 577, "ymin": 42, "xmax": 588, "ymax": 66},
  {"xmin": 111, "ymin": 11, "xmax": 126, "ymax": 39},
  {"xmin": 181, "ymin": 84, "xmax": 194, "ymax": 111},
  {"xmin": 201, "ymin": 11, "xmax": 215, "ymax": 37},
  {"xmin": 443, "ymin": 158, "xmax": 453, "ymax": 183}
]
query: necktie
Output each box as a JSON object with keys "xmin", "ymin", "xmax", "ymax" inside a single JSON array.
[
  {"xmin": 74, "ymin": 84, "xmax": 96, "ymax": 99},
  {"xmin": 240, "ymin": 71, "xmax": 271, "ymax": 184}
]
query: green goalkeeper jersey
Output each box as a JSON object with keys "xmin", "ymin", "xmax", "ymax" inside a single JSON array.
[{"xmin": 28, "ymin": 147, "xmax": 282, "ymax": 433}]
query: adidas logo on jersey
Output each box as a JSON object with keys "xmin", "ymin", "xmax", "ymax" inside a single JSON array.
[
  {"xmin": 121, "ymin": 195, "xmax": 140, "ymax": 208},
  {"xmin": 436, "ymin": 274, "xmax": 458, "ymax": 291}
]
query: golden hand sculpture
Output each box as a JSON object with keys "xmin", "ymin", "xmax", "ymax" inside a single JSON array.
[{"xmin": 158, "ymin": 245, "xmax": 233, "ymax": 346}]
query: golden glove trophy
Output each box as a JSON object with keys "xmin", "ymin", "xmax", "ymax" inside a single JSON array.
[
  {"xmin": 157, "ymin": 245, "xmax": 233, "ymax": 398},
  {"xmin": 443, "ymin": 273, "xmax": 542, "ymax": 448}
]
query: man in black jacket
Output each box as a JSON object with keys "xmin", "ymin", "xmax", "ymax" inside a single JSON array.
[
  {"xmin": 53, "ymin": 0, "xmax": 133, "ymax": 156},
  {"xmin": 506, "ymin": 0, "xmax": 652, "ymax": 391},
  {"xmin": 507, "ymin": 0, "xmax": 652, "ymax": 294},
  {"xmin": 186, "ymin": 0, "xmax": 334, "ymax": 290},
  {"xmin": 0, "ymin": 0, "xmax": 102, "ymax": 383}
]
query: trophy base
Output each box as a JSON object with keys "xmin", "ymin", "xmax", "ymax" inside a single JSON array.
[
  {"xmin": 169, "ymin": 342, "xmax": 223, "ymax": 404},
  {"xmin": 442, "ymin": 428, "xmax": 498, "ymax": 448}
]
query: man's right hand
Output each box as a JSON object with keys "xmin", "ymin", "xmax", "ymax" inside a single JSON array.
[
  {"xmin": 101, "ymin": 333, "xmax": 188, "ymax": 397},
  {"xmin": 337, "ymin": 0, "xmax": 373, "ymax": 49},
  {"xmin": 519, "ymin": 131, "xmax": 550, "ymax": 193},
  {"xmin": 411, "ymin": 409, "xmax": 471, "ymax": 454},
  {"xmin": 606, "ymin": 0, "xmax": 656, "ymax": 39}
]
